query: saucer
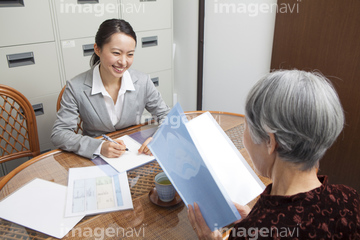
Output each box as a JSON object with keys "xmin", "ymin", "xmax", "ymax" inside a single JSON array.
[{"xmin": 149, "ymin": 188, "xmax": 182, "ymax": 207}]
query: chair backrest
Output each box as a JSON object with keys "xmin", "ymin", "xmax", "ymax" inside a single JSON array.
[
  {"xmin": 0, "ymin": 84, "xmax": 40, "ymax": 164},
  {"xmin": 56, "ymin": 86, "xmax": 83, "ymax": 134}
]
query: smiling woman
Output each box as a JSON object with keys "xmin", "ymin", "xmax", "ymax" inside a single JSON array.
[{"xmin": 51, "ymin": 19, "xmax": 170, "ymax": 160}]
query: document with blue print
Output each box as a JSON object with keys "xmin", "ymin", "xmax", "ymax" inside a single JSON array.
[
  {"xmin": 65, "ymin": 165, "xmax": 133, "ymax": 217},
  {"xmin": 148, "ymin": 103, "xmax": 265, "ymax": 231}
]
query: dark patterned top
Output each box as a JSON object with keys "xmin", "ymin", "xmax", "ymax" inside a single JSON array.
[{"xmin": 229, "ymin": 176, "xmax": 360, "ymax": 239}]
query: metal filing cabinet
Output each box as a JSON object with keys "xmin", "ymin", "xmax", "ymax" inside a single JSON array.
[
  {"xmin": 53, "ymin": 0, "xmax": 119, "ymax": 40},
  {"xmin": 61, "ymin": 37, "xmax": 95, "ymax": 80},
  {"xmin": 53, "ymin": 0, "xmax": 120, "ymax": 82},
  {"xmin": 121, "ymin": 0, "xmax": 174, "ymax": 112},
  {"xmin": 0, "ymin": 0, "xmax": 174, "ymax": 161},
  {"xmin": 132, "ymin": 29, "xmax": 172, "ymax": 74},
  {"xmin": 0, "ymin": 43, "xmax": 61, "ymax": 98},
  {"xmin": 0, "ymin": 0, "xmax": 62, "ymax": 156},
  {"xmin": 0, "ymin": 0, "xmax": 54, "ymax": 47},
  {"xmin": 0, "ymin": 1, "xmax": 62, "ymax": 174},
  {"xmin": 121, "ymin": 0, "xmax": 172, "ymax": 32},
  {"xmin": 0, "ymin": 43, "xmax": 62, "ymax": 151}
]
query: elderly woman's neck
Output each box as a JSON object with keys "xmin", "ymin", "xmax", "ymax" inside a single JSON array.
[{"xmin": 270, "ymin": 159, "xmax": 321, "ymax": 196}]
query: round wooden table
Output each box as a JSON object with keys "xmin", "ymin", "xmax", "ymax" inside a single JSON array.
[{"xmin": 0, "ymin": 111, "xmax": 271, "ymax": 240}]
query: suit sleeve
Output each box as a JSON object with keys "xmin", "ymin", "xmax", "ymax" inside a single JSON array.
[{"xmin": 51, "ymin": 82, "xmax": 102, "ymax": 159}]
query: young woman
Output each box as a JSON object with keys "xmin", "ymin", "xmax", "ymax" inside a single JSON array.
[
  {"xmin": 188, "ymin": 70, "xmax": 360, "ymax": 239},
  {"xmin": 51, "ymin": 19, "xmax": 170, "ymax": 159}
]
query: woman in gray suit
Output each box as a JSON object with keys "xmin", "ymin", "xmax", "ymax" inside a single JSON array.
[{"xmin": 51, "ymin": 19, "xmax": 170, "ymax": 159}]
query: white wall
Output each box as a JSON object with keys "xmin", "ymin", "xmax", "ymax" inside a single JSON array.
[
  {"xmin": 173, "ymin": 0, "xmax": 199, "ymax": 111},
  {"xmin": 173, "ymin": 0, "xmax": 277, "ymax": 114},
  {"xmin": 203, "ymin": 0, "xmax": 277, "ymax": 114}
]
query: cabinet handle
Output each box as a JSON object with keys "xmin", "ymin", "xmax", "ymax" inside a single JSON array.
[
  {"xmin": 77, "ymin": 0, "xmax": 99, "ymax": 3},
  {"xmin": 0, "ymin": 0, "xmax": 24, "ymax": 7},
  {"xmin": 142, "ymin": 36, "xmax": 158, "ymax": 48},
  {"xmin": 7, "ymin": 52, "xmax": 35, "ymax": 68},
  {"xmin": 20, "ymin": 103, "xmax": 44, "ymax": 119},
  {"xmin": 32, "ymin": 103, "xmax": 44, "ymax": 116},
  {"xmin": 140, "ymin": 0, "xmax": 157, "ymax": 2},
  {"xmin": 82, "ymin": 44, "xmax": 94, "ymax": 56},
  {"xmin": 151, "ymin": 77, "xmax": 159, "ymax": 87}
]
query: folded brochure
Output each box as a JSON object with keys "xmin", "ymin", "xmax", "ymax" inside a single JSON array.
[{"xmin": 148, "ymin": 103, "xmax": 265, "ymax": 231}]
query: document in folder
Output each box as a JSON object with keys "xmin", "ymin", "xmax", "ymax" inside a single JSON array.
[{"xmin": 148, "ymin": 103, "xmax": 265, "ymax": 231}]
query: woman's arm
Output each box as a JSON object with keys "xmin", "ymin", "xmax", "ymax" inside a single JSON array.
[{"xmin": 51, "ymin": 83, "xmax": 102, "ymax": 159}]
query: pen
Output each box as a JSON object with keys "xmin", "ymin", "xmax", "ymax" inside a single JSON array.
[{"xmin": 102, "ymin": 134, "xmax": 129, "ymax": 151}]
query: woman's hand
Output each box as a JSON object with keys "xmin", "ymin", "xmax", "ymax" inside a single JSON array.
[
  {"xmin": 138, "ymin": 137, "xmax": 153, "ymax": 155},
  {"xmin": 101, "ymin": 139, "xmax": 127, "ymax": 158},
  {"xmin": 233, "ymin": 202, "xmax": 251, "ymax": 224},
  {"xmin": 187, "ymin": 203, "xmax": 222, "ymax": 240}
]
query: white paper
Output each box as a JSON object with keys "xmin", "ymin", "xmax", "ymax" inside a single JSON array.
[
  {"xmin": 100, "ymin": 135, "xmax": 155, "ymax": 173},
  {"xmin": 65, "ymin": 165, "xmax": 133, "ymax": 217},
  {"xmin": 0, "ymin": 178, "xmax": 84, "ymax": 239},
  {"xmin": 186, "ymin": 112, "xmax": 265, "ymax": 205}
]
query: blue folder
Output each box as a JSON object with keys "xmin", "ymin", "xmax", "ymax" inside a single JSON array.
[{"xmin": 148, "ymin": 103, "xmax": 240, "ymax": 231}]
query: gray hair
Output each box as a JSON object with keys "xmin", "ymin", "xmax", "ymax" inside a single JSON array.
[{"xmin": 245, "ymin": 70, "xmax": 344, "ymax": 170}]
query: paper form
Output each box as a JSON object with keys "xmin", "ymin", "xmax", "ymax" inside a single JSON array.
[{"xmin": 65, "ymin": 165, "xmax": 133, "ymax": 217}]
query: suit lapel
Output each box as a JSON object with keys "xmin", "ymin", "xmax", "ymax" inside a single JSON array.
[
  {"xmin": 116, "ymin": 70, "xmax": 140, "ymax": 128},
  {"xmin": 83, "ymin": 71, "xmax": 116, "ymax": 132}
]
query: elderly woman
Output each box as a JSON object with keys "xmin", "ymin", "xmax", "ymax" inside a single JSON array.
[{"xmin": 188, "ymin": 70, "xmax": 360, "ymax": 239}]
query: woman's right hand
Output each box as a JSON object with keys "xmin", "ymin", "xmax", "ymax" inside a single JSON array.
[
  {"xmin": 233, "ymin": 202, "xmax": 251, "ymax": 224},
  {"xmin": 100, "ymin": 139, "xmax": 127, "ymax": 158}
]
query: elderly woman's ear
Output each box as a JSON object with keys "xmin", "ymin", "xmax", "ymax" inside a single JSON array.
[{"xmin": 267, "ymin": 132, "xmax": 277, "ymax": 155}]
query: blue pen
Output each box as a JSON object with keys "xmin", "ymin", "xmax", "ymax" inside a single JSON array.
[{"xmin": 102, "ymin": 134, "xmax": 129, "ymax": 151}]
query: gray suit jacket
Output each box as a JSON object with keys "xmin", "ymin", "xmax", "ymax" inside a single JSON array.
[{"xmin": 51, "ymin": 68, "xmax": 170, "ymax": 159}]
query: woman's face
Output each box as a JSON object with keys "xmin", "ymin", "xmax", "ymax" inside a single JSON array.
[
  {"xmin": 243, "ymin": 119, "xmax": 274, "ymax": 178},
  {"xmin": 95, "ymin": 32, "xmax": 136, "ymax": 81}
]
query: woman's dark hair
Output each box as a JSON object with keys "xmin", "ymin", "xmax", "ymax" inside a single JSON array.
[{"xmin": 90, "ymin": 19, "xmax": 137, "ymax": 67}]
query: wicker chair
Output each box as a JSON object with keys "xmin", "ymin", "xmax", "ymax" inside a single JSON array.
[
  {"xmin": 0, "ymin": 84, "xmax": 40, "ymax": 176},
  {"xmin": 56, "ymin": 85, "xmax": 83, "ymax": 134}
]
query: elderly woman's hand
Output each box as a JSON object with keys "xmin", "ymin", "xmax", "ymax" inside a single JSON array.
[
  {"xmin": 187, "ymin": 203, "xmax": 222, "ymax": 240},
  {"xmin": 233, "ymin": 202, "xmax": 251, "ymax": 224}
]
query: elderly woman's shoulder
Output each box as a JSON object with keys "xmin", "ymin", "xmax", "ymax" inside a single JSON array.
[
  {"xmin": 326, "ymin": 183, "xmax": 360, "ymax": 199},
  {"xmin": 324, "ymin": 183, "xmax": 360, "ymax": 216}
]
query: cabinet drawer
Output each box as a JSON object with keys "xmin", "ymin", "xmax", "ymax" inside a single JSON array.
[
  {"xmin": 61, "ymin": 37, "xmax": 95, "ymax": 81},
  {"xmin": 131, "ymin": 29, "xmax": 172, "ymax": 74},
  {"xmin": 28, "ymin": 93, "xmax": 59, "ymax": 151},
  {"xmin": 0, "ymin": 0, "xmax": 54, "ymax": 47},
  {"xmin": 0, "ymin": 42, "xmax": 61, "ymax": 99},
  {"xmin": 121, "ymin": 0, "xmax": 172, "ymax": 31},
  {"xmin": 149, "ymin": 69, "xmax": 173, "ymax": 107},
  {"xmin": 54, "ymin": 0, "xmax": 119, "ymax": 40}
]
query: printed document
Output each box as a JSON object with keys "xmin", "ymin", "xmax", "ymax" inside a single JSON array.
[{"xmin": 65, "ymin": 165, "xmax": 133, "ymax": 217}]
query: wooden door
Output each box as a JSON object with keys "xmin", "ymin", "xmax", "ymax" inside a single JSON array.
[{"xmin": 271, "ymin": 0, "xmax": 360, "ymax": 191}]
